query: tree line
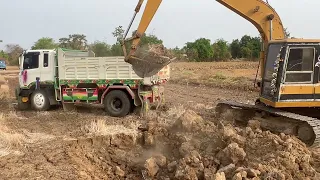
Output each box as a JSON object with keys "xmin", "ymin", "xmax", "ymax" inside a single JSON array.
[{"xmin": 0, "ymin": 26, "xmax": 291, "ymax": 65}]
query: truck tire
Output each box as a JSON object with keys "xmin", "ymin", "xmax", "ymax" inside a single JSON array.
[
  {"xmin": 103, "ymin": 90, "xmax": 131, "ymax": 117},
  {"xmin": 30, "ymin": 89, "xmax": 50, "ymax": 111}
]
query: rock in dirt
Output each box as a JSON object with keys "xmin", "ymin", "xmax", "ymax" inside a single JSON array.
[
  {"xmin": 143, "ymin": 131, "xmax": 155, "ymax": 147},
  {"xmin": 179, "ymin": 141, "xmax": 195, "ymax": 157},
  {"xmin": 115, "ymin": 166, "xmax": 125, "ymax": 177},
  {"xmin": 246, "ymin": 168, "xmax": 261, "ymax": 178},
  {"xmin": 214, "ymin": 172, "xmax": 226, "ymax": 180},
  {"xmin": 216, "ymin": 143, "xmax": 246, "ymax": 166},
  {"xmin": 168, "ymin": 161, "xmax": 178, "ymax": 172},
  {"xmin": 247, "ymin": 119, "xmax": 261, "ymax": 130},
  {"xmin": 204, "ymin": 168, "xmax": 218, "ymax": 180},
  {"xmin": 144, "ymin": 157, "xmax": 159, "ymax": 177},
  {"xmin": 174, "ymin": 164, "xmax": 198, "ymax": 180},
  {"xmin": 152, "ymin": 154, "xmax": 167, "ymax": 167},
  {"xmin": 217, "ymin": 163, "xmax": 236, "ymax": 178},
  {"xmin": 174, "ymin": 109, "xmax": 204, "ymax": 132},
  {"xmin": 110, "ymin": 133, "xmax": 137, "ymax": 149},
  {"xmin": 222, "ymin": 125, "xmax": 246, "ymax": 146}
]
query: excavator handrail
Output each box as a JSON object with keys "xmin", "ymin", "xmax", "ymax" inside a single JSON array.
[{"xmin": 121, "ymin": 0, "xmax": 286, "ymax": 77}]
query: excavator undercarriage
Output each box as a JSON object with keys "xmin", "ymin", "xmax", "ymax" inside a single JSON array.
[{"xmin": 215, "ymin": 100, "xmax": 320, "ymax": 147}]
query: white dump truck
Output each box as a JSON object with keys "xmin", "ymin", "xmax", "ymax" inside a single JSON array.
[{"xmin": 15, "ymin": 48, "xmax": 170, "ymax": 117}]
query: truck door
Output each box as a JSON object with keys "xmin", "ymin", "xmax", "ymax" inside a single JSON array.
[
  {"xmin": 40, "ymin": 51, "xmax": 54, "ymax": 82},
  {"xmin": 21, "ymin": 51, "xmax": 40, "ymax": 88},
  {"xmin": 313, "ymin": 46, "xmax": 320, "ymax": 101}
]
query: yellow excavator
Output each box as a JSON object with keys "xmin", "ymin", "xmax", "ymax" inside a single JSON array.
[{"xmin": 121, "ymin": 0, "xmax": 320, "ymax": 147}]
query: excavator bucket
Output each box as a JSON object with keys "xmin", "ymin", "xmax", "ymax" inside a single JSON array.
[{"xmin": 127, "ymin": 44, "xmax": 175, "ymax": 77}]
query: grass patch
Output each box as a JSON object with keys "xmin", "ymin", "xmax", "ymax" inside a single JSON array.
[
  {"xmin": 0, "ymin": 113, "xmax": 25, "ymax": 157},
  {"xmin": 85, "ymin": 119, "xmax": 139, "ymax": 137}
]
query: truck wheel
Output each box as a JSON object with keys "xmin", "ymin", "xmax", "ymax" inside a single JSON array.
[
  {"xmin": 104, "ymin": 90, "xmax": 131, "ymax": 117},
  {"xmin": 30, "ymin": 89, "xmax": 50, "ymax": 111}
]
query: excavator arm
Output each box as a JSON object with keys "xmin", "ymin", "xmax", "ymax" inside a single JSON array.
[{"xmin": 122, "ymin": 0, "xmax": 285, "ymax": 77}]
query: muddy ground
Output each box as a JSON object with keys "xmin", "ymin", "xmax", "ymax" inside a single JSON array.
[{"xmin": 0, "ymin": 63, "xmax": 320, "ymax": 180}]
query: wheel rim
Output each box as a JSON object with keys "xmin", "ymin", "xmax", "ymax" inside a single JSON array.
[
  {"xmin": 111, "ymin": 98, "xmax": 122, "ymax": 112},
  {"xmin": 33, "ymin": 93, "xmax": 45, "ymax": 108}
]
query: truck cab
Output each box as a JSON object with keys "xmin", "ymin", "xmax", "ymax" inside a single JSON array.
[
  {"xmin": 16, "ymin": 49, "xmax": 58, "ymax": 110},
  {"xmin": 18, "ymin": 49, "xmax": 56, "ymax": 89},
  {"xmin": 0, "ymin": 59, "xmax": 6, "ymax": 70}
]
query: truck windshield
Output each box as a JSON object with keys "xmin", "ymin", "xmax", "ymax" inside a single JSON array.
[{"xmin": 0, "ymin": 60, "xmax": 4, "ymax": 64}]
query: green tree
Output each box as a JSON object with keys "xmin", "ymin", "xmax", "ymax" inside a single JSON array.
[
  {"xmin": 250, "ymin": 36, "xmax": 261, "ymax": 59},
  {"xmin": 229, "ymin": 39, "xmax": 241, "ymax": 59},
  {"xmin": 212, "ymin": 39, "xmax": 231, "ymax": 61},
  {"xmin": 112, "ymin": 26, "xmax": 129, "ymax": 56},
  {"xmin": 240, "ymin": 46, "xmax": 252, "ymax": 59},
  {"xmin": 0, "ymin": 50, "xmax": 9, "ymax": 62},
  {"xmin": 31, "ymin": 37, "xmax": 58, "ymax": 50},
  {"xmin": 184, "ymin": 38, "xmax": 213, "ymax": 61},
  {"xmin": 59, "ymin": 34, "xmax": 88, "ymax": 50},
  {"xmin": 135, "ymin": 31, "xmax": 163, "ymax": 47},
  {"xmin": 112, "ymin": 26, "xmax": 125, "ymax": 44},
  {"xmin": 112, "ymin": 26, "xmax": 164, "ymax": 56},
  {"xmin": 169, "ymin": 46, "xmax": 185, "ymax": 61},
  {"xmin": 110, "ymin": 44, "xmax": 124, "ymax": 56},
  {"xmin": 5, "ymin": 44, "xmax": 23, "ymax": 65},
  {"xmin": 89, "ymin": 41, "xmax": 112, "ymax": 57}
]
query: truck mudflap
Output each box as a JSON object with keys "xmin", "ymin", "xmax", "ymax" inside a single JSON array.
[
  {"xmin": 138, "ymin": 85, "xmax": 165, "ymax": 117},
  {"xmin": 15, "ymin": 87, "xmax": 20, "ymax": 100}
]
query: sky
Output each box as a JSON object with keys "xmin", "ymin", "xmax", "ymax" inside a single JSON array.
[{"xmin": 0, "ymin": 0, "xmax": 319, "ymax": 50}]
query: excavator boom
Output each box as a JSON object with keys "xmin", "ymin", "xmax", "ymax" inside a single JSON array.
[{"xmin": 122, "ymin": 0, "xmax": 285, "ymax": 77}]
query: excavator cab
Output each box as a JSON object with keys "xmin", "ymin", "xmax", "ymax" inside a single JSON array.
[
  {"xmin": 259, "ymin": 39, "xmax": 320, "ymax": 108},
  {"xmin": 217, "ymin": 39, "xmax": 320, "ymax": 147}
]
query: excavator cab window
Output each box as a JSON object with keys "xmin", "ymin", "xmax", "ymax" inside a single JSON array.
[
  {"xmin": 261, "ymin": 43, "xmax": 284, "ymax": 99},
  {"xmin": 284, "ymin": 47, "xmax": 315, "ymax": 83}
]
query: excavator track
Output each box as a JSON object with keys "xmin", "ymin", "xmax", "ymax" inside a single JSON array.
[{"xmin": 215, "ymin": 100, "xmax": 320, "ymax": 148}]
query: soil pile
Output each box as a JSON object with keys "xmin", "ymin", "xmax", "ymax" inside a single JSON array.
[
  {"xmin": 1, "ymin": 107, "xmax": 320, "ymax": 180},
  {"xmin": 136, "ymin": 109, "xmax": 320, "ymax": 180}
]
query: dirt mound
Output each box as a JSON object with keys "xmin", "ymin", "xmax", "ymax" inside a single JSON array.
[
  {"xmin": 1, "ymin": 104, "xmax": 320, "ymax": 179},
  {"xmin": 136, "ymin": 109, "xmax": 320, "ymax": 180}
]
